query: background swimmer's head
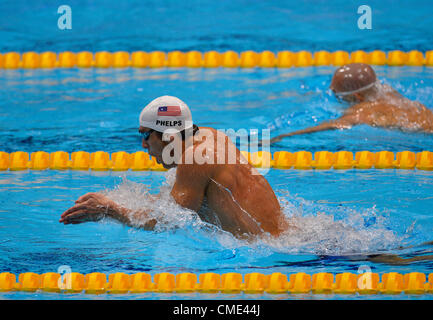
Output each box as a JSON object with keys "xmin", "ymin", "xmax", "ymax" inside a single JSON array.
[{"xmin": 330, "ymin": 63, "xmax": 378, "ymax": 103}]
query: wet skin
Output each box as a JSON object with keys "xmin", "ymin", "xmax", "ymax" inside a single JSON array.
[
  {"xmin": 271, "ymin": 87, "xmax": 433, "ymax": 144},
  {"xmin": 60, "ymin": 127, "xmax": 289, "ymax": 238}
]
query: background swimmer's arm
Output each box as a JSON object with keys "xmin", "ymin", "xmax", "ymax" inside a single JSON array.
[
  {"xmin": 270, "ymin": 114, "xmax": 358, "ymax": 144},
  {"xmin": 170, "ymin": 164, "xmax": 209, "ymax": 212},
  {"xmin": 368, "ymin": 254, "xmax": 433, "ymax": 265}
]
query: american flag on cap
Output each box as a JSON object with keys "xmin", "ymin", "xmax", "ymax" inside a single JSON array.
[{"xmin": 157, "ymin": 106, "xmax": 181, "ymax": 116}]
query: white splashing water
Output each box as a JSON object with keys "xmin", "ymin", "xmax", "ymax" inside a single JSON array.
[
  {"xmin": 256, "ymin": 195, "xmax": 403, "ymax": 255},
  {"xmin": 102, "ymin": 169, "xmax": 216, "ymax": 233},
  {"xmin": 100, "ymin": 169, "xmax": 404, "ymax": 255}
]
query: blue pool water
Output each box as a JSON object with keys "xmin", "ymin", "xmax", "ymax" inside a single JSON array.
[
  {"xmin": 1, "ymin": 67, "xmax": 433, "ymax": 300},
  {"xmin": 1, "ymin": 0, "xmax": 433, "ymax": 300},
  {"xmin": 0, "ymin": 168, "xmax": 433, "ymax": 300},
  {"xmin": 0, "ymin": 0, "xmax": 432, "ymax": 53},
  {"xmin": 1, "ymin": 67, "xmax": 432, "ymax": 153}
]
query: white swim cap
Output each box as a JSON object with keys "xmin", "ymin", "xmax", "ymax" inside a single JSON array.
[{"xmin": 139, "ymin": 95, "xmax": 193, "ymax": 132}]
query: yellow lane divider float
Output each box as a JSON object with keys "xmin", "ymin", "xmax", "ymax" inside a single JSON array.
[
  {"xmin": 0, "ymin": 271, "xmax": 432, "ymax": 295},
  {"xmin": 0, "ymin": 150, "xmax": 433, "ymax": 171},
  {"xmin": 0, "ymin": 50, "xmax": 432, "ymax": 69}
]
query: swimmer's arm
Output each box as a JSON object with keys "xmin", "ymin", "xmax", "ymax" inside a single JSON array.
[
  {"xmin": 105, "ymin": 204, "xmax": 157, "ymax": 230},
  {"xmin": 270, "ymin": 114, "xmax": 358, "ymax": 144},
  {"xmin": 59, "ymin": 192, "xmax": 157, "ymax": 230},
  {"xmin": 170, "ymin": 164, "xmax": 209, "ymax": 212}
]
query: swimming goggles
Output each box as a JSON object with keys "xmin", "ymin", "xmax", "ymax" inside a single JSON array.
[
  {"xmin": 333, "ymin": 80, "xmax": 378, "ymax": 97},
  {"xmin": 140, "ymin": 129, "xmax": 154, "ymax": 141}
]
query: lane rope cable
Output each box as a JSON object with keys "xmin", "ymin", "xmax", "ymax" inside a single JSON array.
[
  {"xmin": 0, "ymin": 50, "xmax": 431, "ymax": 69},
  {"xmin": 0, "ymin": 150, "xmax": 432, "ymax": 171}
]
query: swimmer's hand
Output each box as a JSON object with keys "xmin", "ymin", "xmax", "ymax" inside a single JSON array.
[
  {"xmin": 59, "ymin": 192, "xmax": 117, "ymax": 225},
  {"xmin": 60, "ymin": 192, "xmax": 157, "ymax": 230}
]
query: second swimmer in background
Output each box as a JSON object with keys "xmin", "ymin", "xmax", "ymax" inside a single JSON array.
[{"xmin": 271, "ymin": 63, "xmax": 433, "ymax": 143}]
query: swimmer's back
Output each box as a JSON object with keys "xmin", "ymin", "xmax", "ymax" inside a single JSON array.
[
  {"xmin": 183, "ymin": 127, "xmax": 288, "ymax": 237},
  {"xmin": 345, "ymin": 92, "xmax": 433, "ymax": 132}
]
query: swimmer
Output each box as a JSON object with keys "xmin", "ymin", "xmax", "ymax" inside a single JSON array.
[
  {"xmin": 270, "ymin": 63, "xmax": 433, "ymax": 143},
  {"xmin": 60, "ymin": 96, "xmax": 290, "ymax": 239}
]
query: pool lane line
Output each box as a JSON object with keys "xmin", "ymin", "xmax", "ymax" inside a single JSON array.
[
  {"xmin": 0, "ymin": 271, "xmax": 432, "ymax": 294},
  {"xmin": 1, "ymin": 150, "xmax": 432, "ymax": 171},
  {"xmin": 0, "ymin": 50, "xmax": 431, "ymax": 69}
]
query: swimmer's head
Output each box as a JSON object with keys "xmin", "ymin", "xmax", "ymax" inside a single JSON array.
[
  {"xmin": 138, "ymin": 95, "xmax": 198, "ymax": 169},
  {"xmin": 330, "ymin": 63, "xmax": 378, "ymax": 103}
]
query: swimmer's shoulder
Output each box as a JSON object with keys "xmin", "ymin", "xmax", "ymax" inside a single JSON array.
[
  {"xmin": 176, "ymin": 160, "xmax": 214, "ymax": 185},
  {"xmin": 197, "ymin": 126, "xmax": 226, "ymax": 137},
  {"xmin": 345, "ymin": 101, "xmax": 375, "ymax": 114},
  {"xmin": 382, "ymin": 84, "xmax": 404, "ymax": 98},
  {"xmin": 349, "ymin": 98, "xmax": 397, "ymax": 111}
]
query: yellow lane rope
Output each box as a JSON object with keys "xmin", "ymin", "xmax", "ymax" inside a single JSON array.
[
  {"xmin": 0, "ymin": 271, "xmax": 431, "ymax": 294},
  {"xmin": 0, "ymin": 50, "xmax": 431, "ymax": 69},
  {"xmin": 0, "ymin": 150, "xmax": 432, "ymax": 171}
]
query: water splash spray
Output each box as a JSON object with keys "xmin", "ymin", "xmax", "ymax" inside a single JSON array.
[{"xmin": 101, "ymin": 169, "xmax": 406, "ymax": 255}]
